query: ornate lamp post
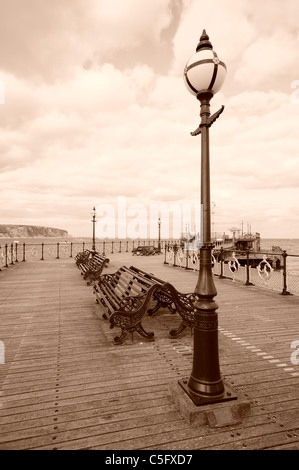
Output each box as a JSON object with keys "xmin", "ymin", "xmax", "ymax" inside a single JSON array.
[
  {"xmin": 91, "ymin": 207, "xmax": 97, "ymax": 252},
  {"xmin": 180, "ymin": 30, "xmax": 236, "ymax": 405},
  {"xmin": 158, "ymin": 217, "xmax": 161, "ymax": 252}
]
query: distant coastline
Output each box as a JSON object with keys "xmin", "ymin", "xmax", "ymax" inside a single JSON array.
[{"xmin": 0, "ymin": 224, "xmax": 68, "ymax": 238}]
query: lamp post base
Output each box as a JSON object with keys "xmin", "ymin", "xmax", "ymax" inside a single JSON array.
[
  {"xmin": 169, "ymin": 379, "xmax": 250, "ymax": 427},
  {"xmin": 178, "ymin": 377, "xmax": 237, "ymax": 406}
]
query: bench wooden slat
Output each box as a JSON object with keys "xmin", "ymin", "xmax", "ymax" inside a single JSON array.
[
  {"xmin": 129, "ymin": 266, "xmax": 165, "ymax": 286},
  {"xmin": 99, "ymin": 284, "xmax": 120, "ymax": 310},
  {"xmin": 122, "ymin": 266, "xmax": 158, "ymax": 286}
]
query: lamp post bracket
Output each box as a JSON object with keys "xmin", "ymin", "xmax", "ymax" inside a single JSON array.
[
  {"xmin": 208, "ymin": 105, "xmax": 225, "ymax": 127},
  {"xmin": 190, "ymin": 105, "xmax": 225, "ymax": 136}
]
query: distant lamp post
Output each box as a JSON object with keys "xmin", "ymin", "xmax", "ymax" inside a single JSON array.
[
  {"xmin": 158, "ymin": 217, "xmax": 161, "ymax": 252},
  {"xmin": 91, "ymin": 207, "xmax": 97, "ymax": 252},
  {"xmin": 180, "ymin": 30, "xmax": 236, "ymax": 405}
]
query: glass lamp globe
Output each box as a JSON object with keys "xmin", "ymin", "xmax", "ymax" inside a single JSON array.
[
  {"xmin": 184, "ymin": 30, "xmax": 227, "ymax": 96},
  {"xmin": 91, "ymin": 207, "xmax": 97, "ymax": 222}
]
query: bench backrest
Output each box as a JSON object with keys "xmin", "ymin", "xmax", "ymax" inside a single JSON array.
[
  {"xmin": 93, "ymin": 253, "xmax": 107, "ymax": 263},
  {"xmin": 114, "ymin": 272, "xmax": 144, "ymax": 298},
  {"xmin": 86, "ymin": 253, "xmax": 108, "ymax": 269},
  {"xmin": 75, "ymin": 250, "xmax": 92, "ymax": 265},
  {"xmin": 128, "ymin": 266, "xmax": 165, "ymax": 287},
  {"xmin": 104, "ymin": 266, "xmax": 159, "ymax": 300}
]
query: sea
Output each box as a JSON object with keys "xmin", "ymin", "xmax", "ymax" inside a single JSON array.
[
  {"xmin": 260, "ymin": 238, "xmax": 299, "ymax": 274},
  {"xmin": 1, "ymin": 236, "xmax": 299, "ymax": 274}
]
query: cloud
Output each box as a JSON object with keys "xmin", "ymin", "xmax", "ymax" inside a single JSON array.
[
  {"xmin": 235, "ymin": 32, "xmax": 299, "ymax": 91},
  {"xmin": 172, "ymin": 0, "xmax": 256, "ymax": 77},
  {"xmin": 0, "ymin": 0, "xmax": 174, "ymax": 82},
  {"xmin": 0, "ymin": 0, "xmax": 299, "ymax": 239}
]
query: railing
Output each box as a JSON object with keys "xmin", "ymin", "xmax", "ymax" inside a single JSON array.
[
  {"xmin": 163, "ymin": 244, "xmax": 299, "ymax": 297},
  {"xmin": 0, "ymin": 239, "xmax": 172, "ymax": 270},
  {"xmin": 3, "ymin": 239, "xmax": 298, "ymax": 297}
]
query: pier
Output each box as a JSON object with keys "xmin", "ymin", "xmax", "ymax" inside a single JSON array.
[{"xmin": 1, "ymin": 253, "xmax": 299, "ymax": 450}]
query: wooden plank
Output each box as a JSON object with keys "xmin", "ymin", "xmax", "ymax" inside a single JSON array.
[{"xmin": 1, "ymin": 255, "xmax": 299, "ymax": 450}]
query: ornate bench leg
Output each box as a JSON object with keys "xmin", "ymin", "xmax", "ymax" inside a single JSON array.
[
  {"xmin": 135, "ymin": 324, "xmax": 155, "ymax": 341},
  {"xmin": 169, "ymin": 321, "xmax": 189, "ymax": 338},
  {"xmin": 113, "ymin": 329, "xmax": 128, "ymax": 345},
  {"xmin": 163, "ymin": 289, "xmax": 195, "ymax": 337},
  {"xmin": 109, "ymin": 285, "xmax": 160, "ymax": 344},
  {"xmin": 113, "ymin": 324, "xmax": 154, "ymax": 345}
]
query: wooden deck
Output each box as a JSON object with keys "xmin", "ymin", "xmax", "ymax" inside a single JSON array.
[{"xmin": 1, "ymin": 253, "xmax": 299, "ymax": 450}]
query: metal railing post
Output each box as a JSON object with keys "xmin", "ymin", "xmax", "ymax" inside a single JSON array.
[
  {"xmin": 281, "ymin": 251, "xmax": 291, "ymax": 295},
  {"xmin": 41, "ymin": 243, "xmax": 44, "ymax": 261},
  {"xmin": 219, "ymin": 247, "xmax": 224, "ymax": 279},
  {"xmin": 10, "ymin": 244, "xmax": 13, "ymax": 264},
  {"xmin": 164, "ymin": 243, "xmax": 168, "ymax": 264},
  {"xmin": 10, "ymin": 243, "xmax": 14, "ymax": 264},
  {"xmin": 173, "ymin": 243, "xmax": 177, "ymax": 267},
  {"xmin": 22, "ymin": 243, "xmax": 26, "ymax": 262},
  {"xmin": 56, "ymin": 242, "xmax": 60, "ymax": 259},
  {"xmin": 5, "ymin": 244, "xmax": 8, "ymax": 267},
  {"xmin": 70, "ymin": 242, "xmax": 73, "ymax": 258},
  {"xmin": 185, "ymin": 247, "xmax": 189, "ymax": 270},
  {"xmin": 15, "ymin": 243, "xmax": 19, "ymax": 262},
  {"xmin": 245, "ymin": 249, "xmax": 254, "ymax": 286}
]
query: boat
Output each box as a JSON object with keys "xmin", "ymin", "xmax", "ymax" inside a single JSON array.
[
  {"xmin": 179, "ymin": 225, "xmax": 284, "ymax": 270},
  {"xmin": 212, "ymin": 227, "xmax": 284, "ymax": 270}
]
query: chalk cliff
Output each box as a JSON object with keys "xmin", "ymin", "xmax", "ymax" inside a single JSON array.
[{"xmin": 0, "ymin": 225, "xmax": 68, "ymax": 238}]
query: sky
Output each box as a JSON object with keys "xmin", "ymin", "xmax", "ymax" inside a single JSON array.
[{"xmin": 0, "ymin": 0, "xmax": 299, "ymax": 240}]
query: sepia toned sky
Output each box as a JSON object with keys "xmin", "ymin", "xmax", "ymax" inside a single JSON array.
[{"xmin": 0, "ymin": 0, "xmax": 299, "ymax": 239}]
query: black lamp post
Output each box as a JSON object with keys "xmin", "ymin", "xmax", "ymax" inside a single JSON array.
[
  {"xmin": 179, "ymin": 30, "xmax": 236, "ymax": 405},
  {"xmin": 91, "ymin": 207, "xmax": 97, "ymax": 252},
  {"xmin": 158, "ymin": 217, "xmax": 161, "ymax": 252}
]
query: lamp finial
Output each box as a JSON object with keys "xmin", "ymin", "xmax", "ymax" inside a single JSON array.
[{"xmin": 196, "ymin": 29, "xmax": 212, "ymax": 51}]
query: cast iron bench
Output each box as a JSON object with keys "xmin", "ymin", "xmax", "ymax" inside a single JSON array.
[
  {"xmin": 78, "ymin": 251, "xmax": 110, "ymax": 285},
  {"xmin": 131, "ymin": 245, "xmax": 159, "ymax": 256},
  {"xmin": 93, "ymin": 265, "xmax": 196, "ymax": 344},
  {"xmin": 75, "ymin": 249, "xmax": 92, "ymax": 267}
]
